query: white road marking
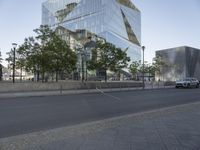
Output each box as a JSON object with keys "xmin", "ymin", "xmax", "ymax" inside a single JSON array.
[{"xmin": 96, "ymin": 87, "xmax": 121, "ymax": 101}]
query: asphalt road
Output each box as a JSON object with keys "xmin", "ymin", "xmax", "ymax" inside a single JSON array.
[{"xmin": 0, "ymin": 88, "xmax": 200, "ymax": 138}]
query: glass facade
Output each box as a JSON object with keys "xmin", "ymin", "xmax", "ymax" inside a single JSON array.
[{"xmin": 42, "ymin": 0, "xmax": 141, "ymax": 62}]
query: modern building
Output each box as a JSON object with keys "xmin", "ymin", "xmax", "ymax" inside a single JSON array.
[
  {"xmin": 42, "ymin": 0, "xmax": 142, "ymax": 62},
  {"xmin": 156, "ymin": 46, "xmax": 200, "ymax": 81}
]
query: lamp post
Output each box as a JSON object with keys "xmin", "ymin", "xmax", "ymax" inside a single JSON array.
[
  {"xmin": 142, "ymin": 46, "xmax": 145, "ymax": 90},
  {"xmin": 12, "ymin": 43, "xmax": 17, "ymax": 83}
]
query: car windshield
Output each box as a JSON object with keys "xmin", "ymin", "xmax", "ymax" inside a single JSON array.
[
  {"xmin": 178, "ymin": 79, "xmax": 189, "ymax": 81},
  {"xmin": 185, "ymin": 79, "xmax": 191, "ymax": 81}
]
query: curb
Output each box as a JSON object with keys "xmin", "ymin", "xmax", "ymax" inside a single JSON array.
[{"xmin": 0, "ymin": 86, "xmax": 174, "ymax": 99}]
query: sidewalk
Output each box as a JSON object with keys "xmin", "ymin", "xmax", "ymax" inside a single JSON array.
[
  {"xmin": 0, "ymin": 85, "xmax": 174, "ymax": 99},
  {"xmin": 0, "ymin": 102, "xmax": 200, "ymax": 150}
]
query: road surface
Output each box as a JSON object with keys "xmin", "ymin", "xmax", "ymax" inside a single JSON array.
[{"xmin": 0, "ymin": 88, "xmax": 200, "ymax": 138}]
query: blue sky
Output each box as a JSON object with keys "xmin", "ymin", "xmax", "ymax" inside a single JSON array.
[{"xmin": 0, "ymin": 0, "xmax": 200, "ymax": 66}]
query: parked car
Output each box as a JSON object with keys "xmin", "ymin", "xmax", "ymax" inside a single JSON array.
[{"xmin": 176, "ymin": 78, "xmax": 199, "ymax": 88}]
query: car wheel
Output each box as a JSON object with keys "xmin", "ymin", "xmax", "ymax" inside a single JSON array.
[
  {"xmin": 196, "ymin": 84, "xmax": 199, "ymax": 88},
  {"xmin": 176, "ymin": 86, "xmax": 179, "ymax": 88},
  {"xmin": 187, "ymin": 83, "xmax": 190, "ymax": 88}
]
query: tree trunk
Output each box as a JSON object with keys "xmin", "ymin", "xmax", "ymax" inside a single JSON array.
[
  {"xmin": 118, "ymin": 71, "xmax": 120, "ymax": 81},
  {"xmin": 105, "ymin": 70, "xmax": 107, "ymax": 82},
  {"xmin": 56, "ymin": 61, "xmax": 59, "ymax": 82},
  {"xmin": 51, "ymin": 73, "xmax": 54, "ymax": 81},
  {"xmin": 56, "ymin": 71, "xmax": 58, "ymax": 82},
  {"xmin": 42, "ymin": 70, "xmax": 45, "ymax": 83},
  {"xmin": 37, "ymin": 71, "xmax": 40, "ymax": 82},
  {"xmin": 20, "ymin": 67, "xmax": 22, "ymax": 82}
]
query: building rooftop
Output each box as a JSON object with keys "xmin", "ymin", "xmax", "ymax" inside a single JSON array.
[{"xmin": 156, "ymin": 46, "xmax": 200, "ymax": 52}]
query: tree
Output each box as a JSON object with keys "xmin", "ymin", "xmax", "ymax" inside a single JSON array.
[
  {"xmin": 16, "ymin": 45, "xmax": 27, "ymax": 82},
  {"xmin": 33, "ymin": 25, "xmax": 54, "ymax": 82},
  {"xmin": 6, "ymin": 46, "xmax": 27, "ymax": 82},
  {"xmin": 6, "ymin": 49, "xmax": 15, "ymax": 71},
  {"xmin": 47, "ymin": 32, "xmax": 77, "ymax": 82},
  {"xmin": 129, "ymin": 61, "xmax": 140, "ymax": 80},
  {"xmin": 88, "ymin": 41, "xmax": 130, "ymax": 82},
  {"xmin": 152, "ymin": 55, "xmax": 165, "ymax": 81},
  {"xmin": 148, "ymin": 65, "xmax": 156, "ymax": 80},
  {"xmin": 19, "ymin": 37, "xmax": 41, "ymax": 82},
  {"xmin": 130, "ymin": 61, "xmax": 154, "ymax": 81},
  {"xmin": 17, "ymin": 25, "xmax": 77, "ymax": 82}
]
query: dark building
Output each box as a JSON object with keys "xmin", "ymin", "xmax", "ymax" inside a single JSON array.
[{"xmin": 156, "ymin": 46, "xmax": 200, "ymax": 81}]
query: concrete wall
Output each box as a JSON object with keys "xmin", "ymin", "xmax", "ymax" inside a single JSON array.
[{"xmin": 0, "ymin": 81, "xmax": 142, "ymax": 93}]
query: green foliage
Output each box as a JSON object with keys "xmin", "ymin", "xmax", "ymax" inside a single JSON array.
[
  {"xmin": 138, "ymin": 62, "xmax": 150, "ymax": 74},
  {"xmin": 148, "ymin": 65, "xmax": 156, "ymax": 77},
  {"xmin": 152, "ymin": 55, "xmax": 165, "ymax": 80},
  {"xmin": 46, "ymin": 32, "xmax": 77, "ymax": 81},
  {"xmin": 33, "ymin": 25, "xmax": 54, "ymax": 81},
  {"xmin": 6, "ymin": 25, "xmax": 77, "ymax": 82},
  {"xmin": 129, "ymin": 61, "xmax": 155, "ymax": 80},
  {"xmin": 18, "ymin": 37, "xmax": 40, "ymax": 73},
  {"xmin": 6, "ymin": 49, "xmax": 15, "ymax": 69},
  {"xmin": 152, "ymin": 55, "xmax": 165, "ymax": 73},
  {"xmin": 34, "ymin": 25, "xmax": 53, "ymax": 45},
  {"xmin": 129, "ymin": 61, "xmax": 140, "ymax": 79},
  {"xmin": 88, "ymin": 40, "xmax": 130, "ymax": 81}
]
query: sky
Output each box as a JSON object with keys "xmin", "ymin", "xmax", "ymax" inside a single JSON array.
[{"xmin": 0, "ymin": 0, "xmax": 200, "ymax": 66}]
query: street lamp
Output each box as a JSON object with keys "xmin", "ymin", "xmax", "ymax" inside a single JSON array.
[
  {"xmin": 142, "ymin": 46, "xmax": 145, "ymax": 90},
  {"xmin": 12, "ymin": 43, "xmax": 17, "ymax": 83}
]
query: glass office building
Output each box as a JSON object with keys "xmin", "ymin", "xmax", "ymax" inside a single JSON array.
[{"xmin": 42, "ymin": 0, "xmax": 141, "ymax": 62}]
